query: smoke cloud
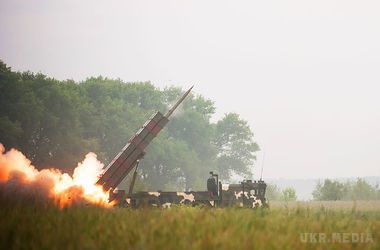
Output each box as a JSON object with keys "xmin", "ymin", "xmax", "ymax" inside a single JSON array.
[{"xmin": 0, "ymin": 143, "xmax": 112, "ymax": 208}]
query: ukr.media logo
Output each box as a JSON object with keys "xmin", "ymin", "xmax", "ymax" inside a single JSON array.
[{"xmin": 300, "ymin": 232, "xmax": 374, "ymax": 244}]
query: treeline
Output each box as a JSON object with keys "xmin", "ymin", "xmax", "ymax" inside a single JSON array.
[
  {"xmin": 0, "ymin": 61, "xmax": 259, "ymax": 191},
  {"xmin": 266, "ymin": 184, "xmax": 297, "ymax": 201},
  {"xmin": 312, "ymin": 178, "xmax": 380, "ymax": 201},
  {"xmin": 267, "ymin": 178, "xmax": 380, "ymax": 202}
]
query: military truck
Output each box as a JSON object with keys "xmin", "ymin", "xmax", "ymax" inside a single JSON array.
[
  {"xmin": 124, "ymin": 173, "xmax": 267, "ymax": 208},
  {"xmin": 98, "ymin": 86, "xmax": 267, "ymax": 208}
]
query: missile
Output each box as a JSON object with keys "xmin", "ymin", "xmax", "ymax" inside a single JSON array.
[{"xmin": 165, "ymin": 85, "xmax": 194, "ymax": 119}]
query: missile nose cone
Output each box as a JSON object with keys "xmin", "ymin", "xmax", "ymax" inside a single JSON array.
[
  {"xmin": 185, "ymin": 85, "xmax": 194, "ymax": 95},
  {"xmin": 164, "ymin": 85, "xmax": 194, "ymax": 118},
  {"xmin": 183, "ymin": 85, "xmax": 194, "ymax": 95}
]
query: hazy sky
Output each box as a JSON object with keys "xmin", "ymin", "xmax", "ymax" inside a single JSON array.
[{"xmin": 1, "ymin": 0, "xmax": 379, "ymax": 179}]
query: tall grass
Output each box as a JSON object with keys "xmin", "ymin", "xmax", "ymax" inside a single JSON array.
[
  {"xmin": 0, "ymin": 201, "xmax": 379, "ymax": 250},
  {"xmin": 270, "ymin": 200, "xmax": 380, "ymax": 211}
]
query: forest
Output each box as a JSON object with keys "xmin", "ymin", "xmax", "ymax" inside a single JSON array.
[{"xmin": 0, "ymin": 61, "xmax": 259, "ymax": 191}]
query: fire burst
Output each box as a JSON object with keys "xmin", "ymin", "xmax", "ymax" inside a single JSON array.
[{"xmin": 0, "ymin": 143, "xmax": 113, "ymax": 208}]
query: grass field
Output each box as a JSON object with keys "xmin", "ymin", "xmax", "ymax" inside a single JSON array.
[
  {"xmin": 1, "ymin": 201, "xmax": 379, "ymax": 250},
  {"xmin": 270, "ymin": 200, "xmax": 380, "ymax": 211}
]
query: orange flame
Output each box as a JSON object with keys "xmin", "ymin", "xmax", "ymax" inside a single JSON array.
[{"xmin": 0, "ymin": 143, "xmax": 114, "ymax": 208}]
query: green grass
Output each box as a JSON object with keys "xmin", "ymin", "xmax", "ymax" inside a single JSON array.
[
  {"xmin": 270, "ymin": 200, "xmax": 380, "ymax": 211},
  {"xmin": 0, "ymin": 202, "xmax": 379, "ymax": 250}
]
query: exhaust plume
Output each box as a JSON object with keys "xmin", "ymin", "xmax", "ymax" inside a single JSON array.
[{"xmin": 0, "ymin": 143, "xmax": 113, "ymax": 208}]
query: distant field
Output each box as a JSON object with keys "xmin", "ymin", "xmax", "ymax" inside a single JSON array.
[
  {"xmin": 1, "ymin": 201, "xmax": 379, "ymax": 250},
  {"xmin": 269, "ymin": 200, "xmax": 380, "ymax": 211}
]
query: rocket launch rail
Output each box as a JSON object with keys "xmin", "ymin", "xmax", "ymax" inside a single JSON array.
[{"xmin": 96, "ymin": 86, "xmax": 193, "ymax": 191}]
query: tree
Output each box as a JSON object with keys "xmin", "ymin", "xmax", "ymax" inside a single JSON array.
[
  {"xmin": 312, "ymin": 178, "xmax": 380, "ymax": 201},
  {"xmin": 265, "ymin": 184, "xmax": 282, "ymax": 201},
  {"xmin": 342, "ymin": 178, "xmax": 379, "ymax": 200},
  {"xmin": 213, "ymin": 113, "xmax": 259, "ymax": 180},
  {"xmin": 312, "ymin": 179, "xmax": 346, "ymax": 201},
  {"xmin": 266, "ymin": 184, "xmax": 297, "ymax": 201},
  {"xmin": 0, "ymin": 116, "xmax": 22, "ymax": 147},
  {"xmin": 281, "ymin": 187, "xmax": 297, "ymax": 202}
]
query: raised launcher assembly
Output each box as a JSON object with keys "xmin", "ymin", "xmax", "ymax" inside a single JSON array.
[
  {"xmin": 97, "ymin": 85, "xmax": 267, "ymax": 208},
  {"xmin": 96, "ymin": 86, "xmax": 193, "ymax": 191}
]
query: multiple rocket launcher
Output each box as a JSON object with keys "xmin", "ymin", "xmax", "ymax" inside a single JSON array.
[
  {"xmin": 96, "ymin": 86, "xmax": 193, "ymax": 191},
  {"xmin": 95, "ymin": 85, "xmax": 268, "ymax": 208}
]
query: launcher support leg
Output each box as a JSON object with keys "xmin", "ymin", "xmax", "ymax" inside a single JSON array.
[{"xmin": 128, "ymin": 161, "xmax": 140, "ymax": 196}]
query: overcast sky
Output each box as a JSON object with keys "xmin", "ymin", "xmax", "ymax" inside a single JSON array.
[{"xmin": 1, "ymin": 0, "xmax": 379, "ymax": 179}]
